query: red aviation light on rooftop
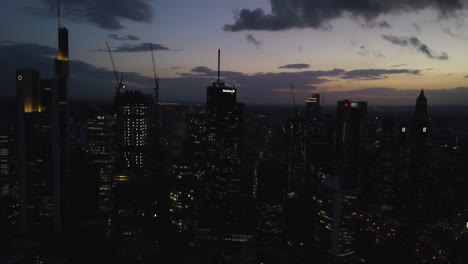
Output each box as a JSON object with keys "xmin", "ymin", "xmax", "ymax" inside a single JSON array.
[{"xmin": 344, "ymin": 102, "xmax": 349, "ymax": 107}]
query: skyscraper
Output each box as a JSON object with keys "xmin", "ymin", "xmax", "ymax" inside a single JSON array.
[
  {"xmin": 0, "ymin": 128, "xmax": 14, "ymax": 198},
  {"xmin": 17, "ymin": 69, "xmax": 54, "ymax": 235},
  {"xmin": 168, "ymin": 161, "xmax": 195, "ymax": 244},
  {"xmin": 303, "ymin": 94, "xmax": 333, "ymax": 244},
  {"xmin": 306, "ymin": 94, "xmax": 321, "ymax": 119},
  {"xmin": 254, "ymin": 129, "xmax": 288, "ymax": 244},
  {"xmin": 315, "ymin": 99, "xmax": 367, "ymax": 259},
  {"xmin": 113, "ymin": 89, "xmax": 155, "ymax": 241},
  {"xmin": 51, "ymin": 20, "xmax": 70, "ymax": 236},
  {"xmin": 336, "ymin": 100, "xmax": 367, "ymax": 191},
  {"xmin": 16, "ymin": 18, "xmax": 70, "ymax": 238},
  {"xmin": 204, "ymin": 50, "xmax": 245, "ymax": 241},
  {"xmin": 87, "ymin": 114, "xmax": 115, "ymax": 214},
  {"xmin": 409, "ymin": 90, "xmax": 431, "ymax": 225}
]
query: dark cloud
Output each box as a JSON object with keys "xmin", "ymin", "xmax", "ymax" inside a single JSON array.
[
  {"xmin": 278, "ymin": 63, "xmax": 310, "ymax": 69},
  {"xmin": 464, "ymin": 75, "xmax": 468, "ymax": 78},
  {"xmin": 341, "ymin": 69, "xmax": 421, "ymax": 80},
  {"xmin": 170, "ymin": 66, "xmax": 181, "ymax": 70},
  {"xmin": 357, "ymin": 19, "xmax": 392, "ymax": 29},
  {"xmin": 383, "ymin": 35, "xmax": 449, "ymax": 60},
  {"xmin": 356, "ymin": 45, "xmax": 385, "ymax": 58},
  {"xmin": 391, "ymin": 64, "xmax": 408, "ymax": 67},
  {"xmin": 95, "ymin": 43, "xmax": 171, "ymax": 52},
  {"xmin": 108, "ymin": 34, "xmax": 141, "ymax": 41},
  {"xmin": 378, "ymin": 21, "xmax": 391, "ymax": 28},
  {"xmin": 224, "ymin": 0, "xmax": 464, "ymax": 31},
  {"xmin": 412, "ymin": 23, "xmax": 422, "ymax": 32},
  {"xmin": 29, "ymin": 0, "xmax": 154, "ymax": 30},
  {"xmin": 246, "ymin": 34, "xmax": 261, "ymax": 48}
]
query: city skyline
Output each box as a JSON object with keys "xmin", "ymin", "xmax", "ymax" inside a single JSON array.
[
  {"xmin": 2, "ymin": 0, "xmax": 468, "ymax": 105},
  {"xmin": 3, "ymin": 3, "xmax": 468, "ymax": 261}
]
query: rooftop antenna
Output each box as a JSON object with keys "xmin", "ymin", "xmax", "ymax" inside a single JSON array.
[
  {"xmin": 57, "ymin": 0, "xmax": 61, "ymax": 29},
  {"xmin": 217, "ymin": 49, "xmax": 221, "ymax": 83}
]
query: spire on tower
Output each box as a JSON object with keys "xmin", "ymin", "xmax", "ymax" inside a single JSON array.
[{"xmin": 217, "ymin": 49, "xmax": 221, "ymax": 83}]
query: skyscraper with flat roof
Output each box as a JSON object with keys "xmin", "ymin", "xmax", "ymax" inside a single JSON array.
[
  {"xmin": 306, "ymin": 94, "xmax": 321, "ymax": 119},
  {"xmin": 112, "ymin": 89, "xmax": 155, "ymax": 241},
  {"xmin": 17, "ymin": 69, "xmax": 54, "ymax": 235}
]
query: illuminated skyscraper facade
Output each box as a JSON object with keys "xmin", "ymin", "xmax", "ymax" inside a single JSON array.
[
  {"xmin": 87, "ymin": 115, "xmax": 115, "ymax": 213},
  {"xmin": 113, "ymin": 90, "xmax": 154, "ymax": 241}
]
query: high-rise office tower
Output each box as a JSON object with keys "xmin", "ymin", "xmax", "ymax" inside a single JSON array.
[
  {"xmin": 373, "ymin": 118, "xmax": 411, "ymax": 211},
  {"xmin": 113, "ymin": 90, "xmax": 155, "ymax": 241},
  {"xmin": 254, "ymin": 130, "xmax": 288, "ymax": 244},
  {"xmin": 306, "ymin": 94, "xmax": 321, "ymax": 119},
  {"xmin": 409, "ymin": 90, "xmax": 431, "ymax": 224},
  {"xmin": 204, "ymin": 50, "xmax": 244, "ymax": 241},
  {"xmin": 316, "ymin": 99, "xmax": 367, "ymax": 259},
  {"xmin": 114, "ymin": 90, "xmax": 153, "ymax": 181},
  {"xmin": 336, "ymin": 100, "xmax": 367, "ymax": 191},
  {"xmin": 285, "ymin": 117, "xmax": 305, "ymax": 196},
  {"xmin": 303, "ymin": 94, "xmax": 333, "ymax": 244},
  {"xmin": 412, "ymin": 90, "xmax": 430, "ymax": 150},
  {"xmin": 315, "ymin": 175, "xmax": 356, "ymax": 258},
  {"xmin": 87, "ymin": 115, "xmax": 115, "ymax": 214},
  {"xmin": 0, "ymin": 128, "xmax": 13, "ymax": 198},
  {"xmin": 0, "ymin": 126, "xmax": 17, "ymax": 231},
  {"xmin": 17, "ymin": 70, "xmax": 54, "ymax": 235},
  {"xmin": 168, "ymin": 161, "xmax": 195, "ymax": 244},
  {"xmin": 304, "ymin": 98, "xmax": 333, "ymax": 189},
  {"xmin": 51, "ymin": 20, "xmax": 70, "ymax": 236}
]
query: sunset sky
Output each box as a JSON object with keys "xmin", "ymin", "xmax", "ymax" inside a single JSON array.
[{"xmin": 2, "ymin": 0, "xmax": 468, "ymax": 105}]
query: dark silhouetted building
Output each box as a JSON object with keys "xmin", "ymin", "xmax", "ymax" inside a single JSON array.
[
  {"xmin": 254, "ymin": 130, "xmax": 288, "ymax": 244},
  {"xmin": 306, "ymin": 94, "xmax": 321, "ymax": 119},
  {"xmin": 16, "ymin": 69, "xmax": 54, "ymax": 235},
  {"xmin": 203, "ymin": 70, "xmax": 245, "ymax": 241},
  {"xmin": 168, "ymin": 161, "xmax": 195, "ymax": 244}
]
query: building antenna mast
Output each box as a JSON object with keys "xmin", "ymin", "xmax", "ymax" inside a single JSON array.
[{"xmin": 217, "ymin": 49, "xmax": 221, "ymax": 83}]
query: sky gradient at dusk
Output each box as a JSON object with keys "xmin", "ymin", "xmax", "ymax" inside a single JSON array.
[{"xmin": 2, "ymin": 0, "xmax": 468, "ymax": 105}]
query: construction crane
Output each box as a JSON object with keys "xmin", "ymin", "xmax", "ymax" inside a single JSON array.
[
  {"xmin": 149, "ymin": 42, "xmax": 160, "ymax": 104},
  {"xmin": 105, "ymin": 41, "xmax": 124, "ymax": 95}
]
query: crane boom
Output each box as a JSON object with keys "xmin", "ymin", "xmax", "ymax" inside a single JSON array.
[
  {"xmin": 149, "ymin": 42, "xmax": 160, "ymax": 104},
  {"xmin": 105, "ymin": 42, "xmax": 123, "ymax": 94}
]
